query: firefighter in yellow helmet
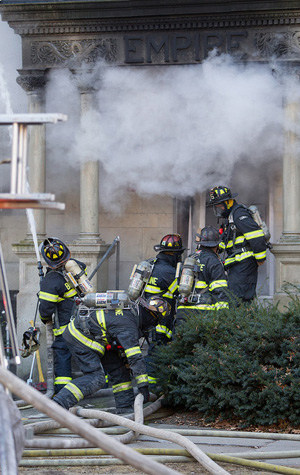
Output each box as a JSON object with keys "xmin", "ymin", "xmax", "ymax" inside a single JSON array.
[
  {"xmin": 39, "ymin": 237, "xmax": 87, "ymax": 394},
  {"xmin": 208, "ymin": 186, "xmax": 267, "ymax": 303}
]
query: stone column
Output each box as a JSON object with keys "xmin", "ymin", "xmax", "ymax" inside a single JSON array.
[
  {"xmin": 70, "ymin": 70, "xmax": 110, "ymax": 292},
  {"xmin": 271, "ymin": 83, "xmax": 300, "ymax": 307},
  {"xmin": 16, "ymin": 71, "xmax": 47, "ymax": 239},
  {"xmin": 12, "ymin": 71, "xmax": 48, "ymax": 379},
  {"xmin": 79, "ymin": 89, "xmax": 100, "ymax": 242}
]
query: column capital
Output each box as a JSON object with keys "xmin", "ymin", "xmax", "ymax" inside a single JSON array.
[
  {"xmin": 16, "ymin": 70, "xmax": 47, "ymax": 94},
  {"xmin": 70, "ymin": 68, "xmax": 102, "ymax": 94}
]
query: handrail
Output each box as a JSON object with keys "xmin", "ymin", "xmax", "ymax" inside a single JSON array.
[{"xmin": 88, "ymin": 236, "xmax": 120, "ymax": 289}]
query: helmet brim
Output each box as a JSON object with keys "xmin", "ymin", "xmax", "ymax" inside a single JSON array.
[
  {"xmin": 153, "ymin": 245, "xmax": 186, "ymax": 252},
  {"xmin": 199, "ymin": 241, "xmax": 221, "ymax": 247}
]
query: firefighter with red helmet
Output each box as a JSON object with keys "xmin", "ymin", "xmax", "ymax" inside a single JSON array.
[
  {"xmin": 53, "ymin": 296, "xmax": 171, "ymax": 412},
  {"xmin": 39, "ymin": 237, "xmax": 87, "ymax": 394},
  {"xmin": 208, "ymin": 186, "xmax": 267, "ymax": 303},
  {"xmin": 142, "ymin": 234, "xmax": 185, "ymax": 389},
  {"xmin": 176, "ymin": 226, "xmax": 229, "ymax": 326}
]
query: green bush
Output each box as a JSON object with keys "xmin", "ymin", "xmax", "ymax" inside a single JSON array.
[{"xmin": 153, "ymin": 295, "xmax": 300, "ymax": 426}]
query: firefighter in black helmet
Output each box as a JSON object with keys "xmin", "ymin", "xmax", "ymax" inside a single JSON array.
[
  {"xmin": 39, "ymin": 237, "xmax": 87, "ymax": 394},
  {"xmin": 176, "ymin": 226, "xmax": 229, "ymax": 326},
  {"xmin": 142, "ymin": 234, "xmax": 185, "ymax": 391},
  {"xmin": 53, "ymin": 296, "xmax": 171, "ymax": 412},
  {"xmin": 208, "ymin": 186, "xmax": 267, "ymax": 303}
]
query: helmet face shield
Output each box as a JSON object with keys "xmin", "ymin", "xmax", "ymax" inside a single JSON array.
[{"xmin": 213, "ymin": 203, "xmax": 227, "ymax": 218}]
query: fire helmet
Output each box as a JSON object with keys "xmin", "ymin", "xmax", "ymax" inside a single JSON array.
[
  {"xmin": 196, "ymin": 226, "xmax": 221, "ymax": 248},
  {"xmin": 140, "ymin": 296, "xmax": 171, "ymax": 319},
  {"xmin": 207, "ymin": 186, "xmax": 238, "ymax": 206},
  {"xmin": 40, "ymin": 237, "xmax": 70, "ymax": 269},
  {"xmin": 154, "ymin": 234, "xmax": 185, "ymax": 253}
]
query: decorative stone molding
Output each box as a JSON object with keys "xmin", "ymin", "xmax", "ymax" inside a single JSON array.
[
  {"xmin": 9, "ymin": 11, "xmax": 300, "ymax": 36},
  {"xmin": 31, "ymin": 38, "xmax": 117, "ymax": 66},
  {"xmin": 16, "ymin": 73, "xmax": 47, "ymax": 93},
  {"xmin": 256, "ymin": 31, "xmax": 300, "ymax": 58}
]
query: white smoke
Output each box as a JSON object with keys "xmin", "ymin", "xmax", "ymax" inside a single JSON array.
[
  {"xmin": 0, "ymin": 17, "xmax": 26, "ymax": 188},
  {"xmin": 44, "ymin": 53, "xmax": 289, "ymax": 213},
  {"xmin": 70, "ymin": 54, "xmax": 284, "ymax": 211}
]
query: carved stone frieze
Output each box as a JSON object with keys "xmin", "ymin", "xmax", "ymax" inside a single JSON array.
[
  {"xmin": 16, "ymin": 74, "xmax": 47, "ymax": 92},
  {"xmin": 256, "ymin": 31, "xmax": 300, "ymax": 58},
  {"xmin": 30, "ymin": 39, "xmax": 117, "ymax": 67}
]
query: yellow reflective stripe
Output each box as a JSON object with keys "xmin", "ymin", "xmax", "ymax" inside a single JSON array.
[
  {"xmin": 177, "ymin": 304, "xmax": 214, "ymax": 310},
  {"xmin": 224, "ymin": 251, "xmax": 254, "ymax": 266},
  {"xmin": 68, "ymin": 319, "xmax": 105, "ymax": 355},
  {"xmin": 39, "ymin": 291, "xmax": 59, "ymax": 303},
  {"xmin": 156, "ymin": 325, "xmax": 172, "ymax": 339},
  {"xmin": 53, "ymin": 324, "xmax": 67, "ymax": 337},
  {"xmin": 144, "ymin": 284, "xmax": 161, "ymax": 294},
  {"xmin": 148, "ymin": 376, "xmax": 157, "ymax": 384},
  {"xmin": 64, "ymin": 289, "xmax": 77, "ymax": 298},
  {"xmin": 215, "ymin": 301, "xmax": 229, "ymax": 310},
  {"xmin": 112, "ymin": 381, "xmax": 133, "ymax": 393},
  {"xmin": 244, "ymin": 229, "xmax": 264, "ymax": 240},
  {"xmin": 136, "ymin": 374, "xmax": 148, "ymax": 385},
  {"xmin": 54, "ymin": 376, "xmax": 72, "ymax": 385},
  {"xmin": 219, "ymin": 242, "xmax": 225, "ymax": 249},
  {"xmin": 96, "ymin": 310, "xmax": 106, "ymax": 330},
  {"xmin": 235, "ymin": 236, "xmax": 245, "ymax": 245},
  {"xmin": 168, "ymin": 279, "xmax": 178, "ymax": 293},
  {"xmin": 96, "ymin": 310, "xmax": 108, "ymax": 345},
  {"xmin": 105, "ymin": 374, "xmax": 109, "ymax": 383},
  {"xmin": 209, "ymin": 280, "xmax": 228, "ymax": 291},
  {"xmin": 162, "ymin": 291, "xmax": 174, "ymax": 299},
  {"xmin": 125, "ymin": 346, "xmax": 141, "ymax": 358},
  {"xmin": 254, "ymin": 250, "xmax": 267, "ymax": 260},
  {"xmin": 64, "ymin": 382, "xmax": 84, "ymax": 402},
  {"xmin": 195, "ymin": 281, "xmax": 208, "ymax": 289}
]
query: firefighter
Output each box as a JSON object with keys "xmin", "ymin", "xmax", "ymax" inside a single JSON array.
[
  {"xmin": 52, "ymin": 296, "xmax": 171, "ymax": 413},
  {"xmin": 39, "ymin": 237, "xmax": 87, "ymax": 394},
  {"xmin": 208, "ymin": 186, "xmax": 267, "ymax": 303},
  {"xmin": 176, "ymin": 226, "xmax": 229, "ymax": 326},
  {"xmin": 142, "ymin": 234, "xmax": 185, "ymax": 389}
]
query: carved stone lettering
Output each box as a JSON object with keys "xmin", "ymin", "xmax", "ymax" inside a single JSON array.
[{"xmin": 124, "ymin": 31, "xmax": 248, "ymax": 64}]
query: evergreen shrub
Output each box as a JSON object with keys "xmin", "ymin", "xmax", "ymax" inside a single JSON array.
[{"xmin": 153, "ymin": 295, "xmax": 300, "ymax": 426}]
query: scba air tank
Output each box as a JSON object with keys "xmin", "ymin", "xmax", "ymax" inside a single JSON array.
[
  {"xmin": 178, "ymin": 256, "xmax": 197, "ymax": 297},
  {"xmin": 127, "ymin": 260, "xmax": 153, "ymax": 301},
  {"xmin": 64, "ymin": 259, "xmax": 95, "ymax": 295},
  {"xmin": 82, "ymin": 291, "xmax": 130, "ymax": 309},
  {"xmin": 248, "ymin": 205, "xmax": 271, "ymax": 242}
]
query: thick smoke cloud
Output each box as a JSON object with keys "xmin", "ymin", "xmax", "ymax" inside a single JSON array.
[
  {"xmin": 0, "ymin": 14, "xmax": 286, "ymax": 212},
  {"xmin": 68, "ymin": 54, "xmax": 285, "ymax": 211}
]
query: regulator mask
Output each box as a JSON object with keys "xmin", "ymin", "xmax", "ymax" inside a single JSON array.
[{"xmin": 213, "ymin": 202, "xmax": 231, "ymax": 218}]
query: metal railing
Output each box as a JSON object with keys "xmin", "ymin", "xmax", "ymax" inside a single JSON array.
[{"xmin": 88, "ymin": 236, "xmax": 120, "ymax": 290}]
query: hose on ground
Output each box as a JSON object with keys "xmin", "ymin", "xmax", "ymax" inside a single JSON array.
[
  {"xmin": 72, "ymin": 406, "xmax": 231, "ymax": 475},
  {"xmin": 19, "ymin": 449, "xmax": 300, "ymax": 474},
  {"xmin": 20, "ymin": 447, "xmax": 300, "ymax": 459},
  {"xmin": 0, "ymin": 367, "xmax": 184, "ymax": 475}
]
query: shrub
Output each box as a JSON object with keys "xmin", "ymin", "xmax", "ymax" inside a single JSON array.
[{"xmin": 153, "ymin": 296, "xmax": 300, "ymax": 426}]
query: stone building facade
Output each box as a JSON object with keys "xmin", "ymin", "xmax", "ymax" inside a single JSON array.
[{"xmin": 0, "ymin": 0, "xmax": 299, "ymax": 377}]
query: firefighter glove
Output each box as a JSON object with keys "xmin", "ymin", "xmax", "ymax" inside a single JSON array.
[{"xmin": 138, "ymin": 385, "xmax": 150, "ymax": 403}]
